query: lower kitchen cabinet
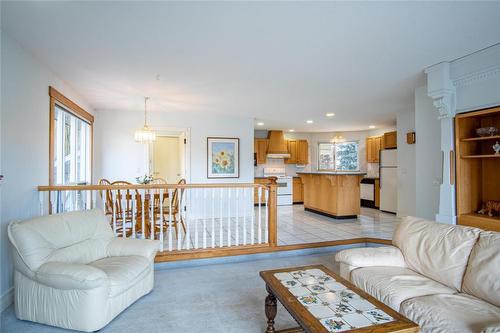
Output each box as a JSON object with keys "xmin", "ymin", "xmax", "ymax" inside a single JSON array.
[{"xmin": 293, "ymin": 177, "xmax": 304, "ymax": 203}]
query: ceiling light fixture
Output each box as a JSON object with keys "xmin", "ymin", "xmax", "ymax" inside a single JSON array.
[
  {"xmin": 369, "ymin": 125, "xmax": 376, "ymax": 129},
  {"xmin": 326, "ymin": 113, "xmax": 335, "ymax": 117},
  {"xmin": 289, "ymin": 129, "xmax": 295, "ymax": 132},
  {"xmin": 134, "ymin": 97, "xmax": 156, "ymax": 143},
  {"xmin": 257, "ymin": 122, "xmax": 265, "ymax": 126},
  {"xmin": 306, "ymin": 120, "xmax": 313, "ymax": 124}
]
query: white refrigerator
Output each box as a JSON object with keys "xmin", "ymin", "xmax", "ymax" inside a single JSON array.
[{"xmin": 379, "ymin": 149, "xmax": 397, "ymax": 214}]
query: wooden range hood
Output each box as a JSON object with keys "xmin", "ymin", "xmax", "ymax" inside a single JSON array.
[{"xmin": 266, "ymin": 130, "xmax": 290, "ymax": 158}]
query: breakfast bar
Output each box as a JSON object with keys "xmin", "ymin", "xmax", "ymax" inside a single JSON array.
[{"xmin": 297, "ymin": 172, "xmax": 366, "ymax": 219}]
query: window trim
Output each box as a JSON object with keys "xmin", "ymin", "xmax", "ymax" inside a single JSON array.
[
  {"xmin": 49, "ymin": 86, "xmax": 94, "ymax": 185},
  {"xmin": 317, "ymin": 141, "xmax": 360, "ymax": 172}
]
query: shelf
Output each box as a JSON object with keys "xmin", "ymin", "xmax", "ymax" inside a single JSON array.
[
  {"xmin": 461, "ymin": 154, "xmax": 500, "ymax": 159},
  {"xmin": 458, "ymin": 213, "xmax": 500, "ymax": 232},
  {"xmin": 460, "ymin": 135, "xmax": 500, "ymax": 142}
]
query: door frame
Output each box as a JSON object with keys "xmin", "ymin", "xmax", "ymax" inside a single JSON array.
[{"xmin": 147, "ymin": 127, "xmax": 191, "ymax": 183}]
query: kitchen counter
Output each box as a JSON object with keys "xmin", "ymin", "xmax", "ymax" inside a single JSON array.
[{"xmin": 298, "ymin": 172, "xmax": 365, "ymax": 219}]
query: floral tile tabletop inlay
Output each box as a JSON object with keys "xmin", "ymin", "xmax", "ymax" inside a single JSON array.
[{"xmin": 274, "ymin": 269, "xmax": 394, "ymax": 332}]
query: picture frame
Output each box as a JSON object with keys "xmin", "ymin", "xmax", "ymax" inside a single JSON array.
[{"xmin": 207, "ymin": 137, "xmax": 240, "ymax": 178}]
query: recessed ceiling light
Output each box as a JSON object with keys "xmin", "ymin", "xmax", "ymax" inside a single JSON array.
[
  {"xmin": 306, "ymin": 120, "xmax": 313, "ymax": 124},
  {"xmin": 289, "ymin": 129, "xmax": 295, "ymax": 132},
  {"xmin": 325, "ymin": 113, "xmax": 335, "ymax": 117},
  {"xmin": 369, "ymin": 125, "xmax": 376, "ymax": 129},
  {"xmin": 257, "ymin": 122, "xmax": 264, "ymax": 126}
]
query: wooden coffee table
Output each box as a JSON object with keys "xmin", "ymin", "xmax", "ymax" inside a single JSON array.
[{"xmin": 260, "ymin": 265, "xmax": 419, "ymax": 333}]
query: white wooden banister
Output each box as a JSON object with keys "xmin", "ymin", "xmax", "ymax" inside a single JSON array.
[{"xmin": 37, "ymin": 181, "xmax": 278, "ymax": 252}]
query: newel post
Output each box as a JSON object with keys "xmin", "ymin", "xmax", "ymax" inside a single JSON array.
[{"xmin": 267, "ymin": 176, "xmax": 278, "ymax": 247}]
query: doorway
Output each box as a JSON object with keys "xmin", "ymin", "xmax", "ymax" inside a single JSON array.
[{"xmin": 149, "ymin": 130, "xmax": 188, "ymax": 183}]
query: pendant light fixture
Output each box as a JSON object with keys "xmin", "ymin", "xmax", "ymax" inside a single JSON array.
[{"xmin": 134, "ymin": 97, "xmax": 156, "ymax": 143}]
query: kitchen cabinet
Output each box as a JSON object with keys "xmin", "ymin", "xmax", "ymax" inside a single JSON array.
[
  {"xmin": 254, "ymin": 139, "xmax": 268, "ymax": 164},
  {"xmin": 285, "ymin": 140, "xmax": 297, "ymax": 164},
  {"xmin": 366, "ymin": 136, "xmax": 382, "ymax": 163},
  {"xmin": 293, "ymin": 177, "xmax": 304, "ymax": 203},
  {"xmin": 254, "ymin": 178, "xmax": 270, "ymax": 203},
  {"xmin": 383, "ymin": 131, "xmax": 397, "ymax": 149},
  {"xmin": 374, "ymin": 179, "xmax": 380, "ymax": 208},
  {"xmin": 285, "ymin": 139, "xmax": 309, "ymax": 165}
]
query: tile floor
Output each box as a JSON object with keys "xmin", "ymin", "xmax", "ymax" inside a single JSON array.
[{"xmin": 1, "ymin": 251, "xmax": 342, "ymax": 333}]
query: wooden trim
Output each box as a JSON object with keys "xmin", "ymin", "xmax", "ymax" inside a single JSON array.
[
  {"xmin": 449, "ymin": 150, "xmax": 455, "ymax": 185},
  {"xmin": 38, "ymin": 183, "xmax": 268, "ymax": 191},
  {"xmin": 49, "ymin": 86, "xmax": 94, "ymax": 124},
  {"xmin": 49, "ymin": 96, "xmax": 55, "ymax": 186},
  {"xmin": 267, "ymin": 177, "xmax": 278, "ymax": 247},
  {"xmin": 154, "ymin": 238, "xmax": 391, "ymax": 263}
]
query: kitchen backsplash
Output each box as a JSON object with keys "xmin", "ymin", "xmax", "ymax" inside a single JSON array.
[{"xmin": 254, "ymin": 158, "xmax": 311, "ymax": 177}]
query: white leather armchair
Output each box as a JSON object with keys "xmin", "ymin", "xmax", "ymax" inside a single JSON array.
[{"xmin": 8, "ymin": 209, "xmax": 160, "ymax": 332}]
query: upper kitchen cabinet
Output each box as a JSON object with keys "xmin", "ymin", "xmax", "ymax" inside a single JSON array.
[
  {"xmin": 366, "ymin": 135, "xmax": 382, "ymax": 163},
  {"xmin": 286, "ymin": 139, "xmax": 308, "ymax": 165},
  {"xmin": 383, "ymin": 131, "xmax": 397, "ymax": 149},
  {"xmin": 254, "ymin": 139, "xmax": 268, "ymax": 164}
]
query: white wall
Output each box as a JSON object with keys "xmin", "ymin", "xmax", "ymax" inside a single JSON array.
[
  {"xmin": 95, "ymin": 109, "xmax": 254, "ymax": 184},
  {"xmin": 414, "ymin": 86, "xmax": 441, "ymax": 220},
  {"xmin": 0, "ymin": 31, "xmax": 94, "ymax": 310},
  {"xmin": 396, "ymin": 109, "xmax": 416, "ymax": 217}
]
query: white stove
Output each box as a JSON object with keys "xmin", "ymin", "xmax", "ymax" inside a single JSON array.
[{"xmin": 263, "ymin": 167, "xmax": 293, "ymax": 206}]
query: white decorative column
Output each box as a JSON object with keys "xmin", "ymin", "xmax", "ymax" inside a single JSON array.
[{"xmin": 424, "ymin": 62, "xmax": 457, "ymax": 224}]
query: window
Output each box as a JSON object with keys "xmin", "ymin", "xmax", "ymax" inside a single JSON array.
[
  {"xmin": 49, "ymin": 87, "xmax": 94, "ymax": 211},
  {"xmin": 318, "ymin": 141, "xmax": 359, "ymax": 171}
]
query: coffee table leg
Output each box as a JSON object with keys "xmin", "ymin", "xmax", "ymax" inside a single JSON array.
[{"xmin": 265, "ymin": 284, "xmax": 277, "ymax": 333}]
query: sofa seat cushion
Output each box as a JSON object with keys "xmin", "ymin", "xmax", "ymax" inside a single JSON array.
[
  {"xmin": 462, "ymin": 231, "xmax": 500, "ymax": 307},
  {"xmin": 400, "ymin": 293, "xmax": 500, "ymax": 333},
  {"xmin": 350, "ymin": 266, "xmax": 455, "ymax": 311},
  {"xmin": 90, "ymin": 256, "xmax": 151, "ymax": 297}
]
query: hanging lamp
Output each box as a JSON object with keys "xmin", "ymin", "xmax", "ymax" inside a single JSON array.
[{"xmin": 134, "ymin": 97, "xmax": 156, "ymax": 143}]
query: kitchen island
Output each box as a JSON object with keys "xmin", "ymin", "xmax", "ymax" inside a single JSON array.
[{"xmin": 297, "ymin": 172, "xmax": 366, "ymax": 219}]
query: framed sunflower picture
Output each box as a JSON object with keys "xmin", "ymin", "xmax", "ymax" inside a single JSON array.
[{"xmin": 207, "ymin": 137, "xmax": 239, "ymax": 178}]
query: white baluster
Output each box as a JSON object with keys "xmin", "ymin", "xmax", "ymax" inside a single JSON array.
[
  {"xmin": 150, "ymin": 190, "xmax": 154, "ymax": 240},
  {"xmin": 39, "ymin": 192, "xmax": 44, "ymax": 216},
  {"xmin": 159, "ymin": 189, "xmax": 164, "ymax": 251},
  {"xmin": 132, "ymin": 192, "xmax": 137, "ymax": 238},
  {"xmin": 91, "ymin": 190, "xmax": 97, "ymax": 209},
  {"xmin": 194, "ymin": 188, "xmax": 199, "ymax": 249},
  {"xmin": 219, "ymin": 188, "xmax": 223, "ymax": 247},
  {"xmin": 227, "ymin": 187, "xmax": 231, "ymax": 247},
  {"xmin": 112, "ymin": 190, "xmax": 117, "ymax": 236},
  {"xmin": 265, "ymin": 188, "xmax": 269, "ymax": 243},
  {"xmin": 168, "ymin": 188, "xmax": 173, "ymax": 251},
  {"xmin": 235, "ymin": 187, "xmax": 239, "ymax": 246},
  {"xmin": 102, "ymin": 189, "xmax": 106, "ymax": 215},
  {"xmin": 251, "ymin": 187, "xmax": 255, "ymax": 245},
  {"xmin": 211, "ymin": 188, "xmax": 215, "ymax": 248},
  {"xmin": 121, "ymin": 191, "xmax": 127, "ymax": 238},
  {"xmin": 203, "ymin": 188, "xmax": 207, "ymax": 249},
  {"xmin": 243, "ymin": 188, "xmax": 247, "ymax": 245},
  {"xmin": 141, "ymin": 190, "xmax": 146, "ymax": 239},
  {"xmin": 258, "ymin": 186, "xmax": 262, "ymax": 244},
  {"xmin": 185, "ymin": 189, "xmax": 190, "ymax": 250},
  {"xmin": 177, "ymin": 188, "xmax": 182, "ymax": 251}
]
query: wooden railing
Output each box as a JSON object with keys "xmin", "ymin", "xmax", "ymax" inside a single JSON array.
[{"xmin": 37, "ymin": 180, "xmax": 278, "ymax": 253}]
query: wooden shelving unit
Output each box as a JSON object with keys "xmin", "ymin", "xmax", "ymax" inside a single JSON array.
[{"xmin": 455, "ymin": 106, "xmax": 500, "ymax": 231}]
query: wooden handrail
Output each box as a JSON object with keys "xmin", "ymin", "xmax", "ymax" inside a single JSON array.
[{"xmin": 38, "ymin": 183, "xmax": 270, "ymax": 191}]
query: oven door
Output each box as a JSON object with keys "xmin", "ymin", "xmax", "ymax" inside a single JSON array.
[{"xmin": 276, "ymin": 178, "xmax": 292, "ymax": 195}]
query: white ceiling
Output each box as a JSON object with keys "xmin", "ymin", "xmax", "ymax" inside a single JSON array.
[{"xmin": 2, "ymin": 1, "xmax": 500, "ymax": 132}]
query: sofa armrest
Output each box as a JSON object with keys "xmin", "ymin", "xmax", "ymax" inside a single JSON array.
[
  {"xmin": 335, "ymin": 246, "xmax": 406, "ymax": 269},
  {"xmin": 107, "ymin": 238, "xmax": 160, "ymax": 260},
  {"xmin": 35, "ymin": 262, "xmax": 108, "ymax": 290}
]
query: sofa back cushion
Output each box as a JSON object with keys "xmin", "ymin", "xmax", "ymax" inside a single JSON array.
[
  {"xmin": 462, "ymin": 231, "xmax": 500, "ymax": 307},
  {"xmin": 392, "ymin": 216, "xmax": 480, "ymax": 290},
  {"xmin": 8, "ymin": 209, "xmax": 114, "ymax": 271}
]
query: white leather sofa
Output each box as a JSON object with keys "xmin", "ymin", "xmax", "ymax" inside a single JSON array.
[
  {"xmin": 8, "ymin": 209, "xmax": 160, "ymax": 332},
  {"xmin": 335, "ymin": 216, "xmax": 500, "ymax": 333}
]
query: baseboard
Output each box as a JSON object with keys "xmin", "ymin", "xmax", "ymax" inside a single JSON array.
[{"xmin": 1, "ymin": 287, "xmax": 13, "ymax": 313}]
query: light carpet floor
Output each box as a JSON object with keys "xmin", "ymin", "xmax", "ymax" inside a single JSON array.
[{"xmin": 1, "ymin": 251, "xmax": 340, "ymax": 333}]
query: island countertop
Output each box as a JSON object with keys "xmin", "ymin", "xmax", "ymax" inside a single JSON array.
[{"xmin": 297, "ymin": 171, "xmax": 367, "ymax": 176}]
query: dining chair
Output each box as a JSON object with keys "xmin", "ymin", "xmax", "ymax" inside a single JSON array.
[
  {"xmin": 159, "ymin": 178, "xmax": 187, "ymax": 238},
  {"xmin": 110, "ymin": 180, "xmax": 140, "ymax": 237},
  {"xmin": 97, "ymin": 178, "xmax": 112, "ymax": 215}
]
